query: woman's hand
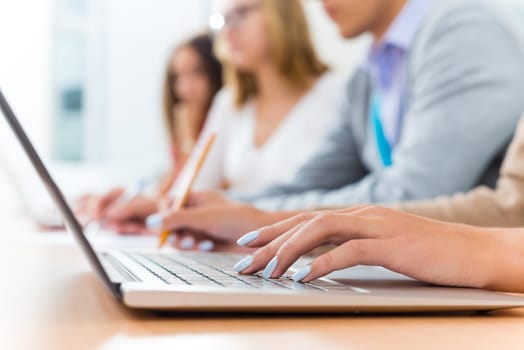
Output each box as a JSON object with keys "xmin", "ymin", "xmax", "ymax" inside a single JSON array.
[
  {"xmin": 145, "ymin": 193, "xmax": 299, "ymax": 251},
  {"xmin": 103, "ymin": 195, "xmax": 160, "ymax": 234},
  {"xmin": 232, "ymin": 206, "xmax": 524, "ymax": 292},
  {"xmin": 100, "ymin": 190, "xmax": 232, "ymax": 235},
  {"xmin": 76, "ymin": 187, "xmax": 125, "ymax": 221}
]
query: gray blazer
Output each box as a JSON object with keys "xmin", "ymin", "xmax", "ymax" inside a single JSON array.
[{"xmin": 238, "ymin": 0, "xmax": 524, "ymax": 211}]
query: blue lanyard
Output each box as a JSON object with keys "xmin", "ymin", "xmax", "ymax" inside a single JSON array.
[{"xmin": 370, "ymin": 94, "xmax": 393, "ymax": 167}]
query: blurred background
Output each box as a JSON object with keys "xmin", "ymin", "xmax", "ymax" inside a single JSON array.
[{"xmin": 0, "ymin": 0, "xmax": 523, "ymax": 213}]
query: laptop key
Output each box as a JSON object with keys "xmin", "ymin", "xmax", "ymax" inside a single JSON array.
[
  {"xmin": 126, "ymin": 253, "xmax": 188, "ymax": 285},
  {"xmin": 133, "ymin": 252, "xmax": 330, "ymax": 292},
  {"xmin": 273, "ymin": 278, "xmax": 325, "ymax": 292}
]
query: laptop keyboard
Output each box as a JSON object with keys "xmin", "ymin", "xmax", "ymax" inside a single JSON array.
[{"xmin": 123, "ymin": 252, "xmax": 354, "ymax": 293}]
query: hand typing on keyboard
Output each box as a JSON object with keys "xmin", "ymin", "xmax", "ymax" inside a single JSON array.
[
  {"xmin": 127, "ymin": 251, "xmax": 348, "ymax": 293},
  {"xmin": 228, "ymin": 206, "xmax": 524, "ymax": 293}
]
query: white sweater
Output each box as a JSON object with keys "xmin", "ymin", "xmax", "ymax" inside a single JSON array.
[{"xmin": 193, "ymin": 72, "xmax": 344, "ymax": 196}]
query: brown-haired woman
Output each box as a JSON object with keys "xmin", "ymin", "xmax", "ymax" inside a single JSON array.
[
  {"xmin": 80, "ymin": 33, "xmax": 223, "ymax": 223},
  {"xmin": 158, "ymin": 33, "xmax": 223, "ymax": 193}
]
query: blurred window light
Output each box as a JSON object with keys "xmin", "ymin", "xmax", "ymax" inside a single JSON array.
[
  {"xmin": 208, "ymin": 13, "xmax": 225, "ymax": 31},
  {"xmin": 52, "ymin": 0, "xmax": 88, "ymax": 162}
]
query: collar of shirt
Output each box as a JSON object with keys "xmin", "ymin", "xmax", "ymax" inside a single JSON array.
[
  {"xmin": 366, "ymin": 0, "xmax": 433, "ymax": 146},
  {"xmin": 368, "ymin": 0, "xmax": 433, "ymax": 89}
]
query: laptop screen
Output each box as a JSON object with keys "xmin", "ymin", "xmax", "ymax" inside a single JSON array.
[{"xmin": 0, "ymin": 87, "xmax": 121, "ymax": 299}]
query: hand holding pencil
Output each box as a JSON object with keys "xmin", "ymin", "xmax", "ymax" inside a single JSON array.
[{"xmin": 145, "ymin": 133, "xmax": 217, "ymax": 248}]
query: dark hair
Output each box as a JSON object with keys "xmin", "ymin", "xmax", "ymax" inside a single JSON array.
[{"xmin": 162, "ymin": 33, "xmax": 223, "ymax": 144}]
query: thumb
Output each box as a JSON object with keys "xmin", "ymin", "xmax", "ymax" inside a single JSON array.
[{"xmin": 145, "ymin": 207, "xmax": 230, "ymax": 241}]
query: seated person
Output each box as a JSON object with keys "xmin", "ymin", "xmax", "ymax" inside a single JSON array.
[
  {"xmin": 86, "ymin": 0, "xmax": 344, "ymax": 235},
  {"xmin": 186, "ymin": 0, "xmax": 343, "ymax": 196},
  {"xmin": 233, "ymin": 0, "xmax": 524, "ymax": 212},
  {"xmin": 161, "ymin": 33, "xmax": 224, "ymax": 192},
  {"xmin": 78, "ymin": 33, "xmax": 223, "ymax": 221},
  {"xmin": 138, "ymin": 0, "xmax": 524, "ymax": 250}
]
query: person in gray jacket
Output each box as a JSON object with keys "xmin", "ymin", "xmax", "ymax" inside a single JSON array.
[
  {"xmin": 112, "ymin": 0, "xmax": 524, "ymax": 252},
  {"xmin": 239, "ymin": 0, "xmax": 524, "ymax": 211}
]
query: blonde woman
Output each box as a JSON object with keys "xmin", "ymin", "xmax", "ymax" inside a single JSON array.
[
  {"xmin": 192, "ymin": 0, "xmax": 343, "ymax": 196},
  {"xmin": 107, "ymin": 0, "xmax": 344, "ymax": 245}
]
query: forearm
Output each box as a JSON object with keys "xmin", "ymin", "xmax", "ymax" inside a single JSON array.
[
  {"xmin": 484, "ymin": 228, "xmax": 524, "ymax": 293},
  {"xmin": 392, "ymin": 187, "xmax": 524, "ymax": 228}
]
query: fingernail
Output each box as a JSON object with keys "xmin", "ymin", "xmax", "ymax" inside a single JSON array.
[
  {"xmin": 167, "ymin": 233, "xmax": 177, "ymax": 245},
  {"xmin": 292, "ymin": 265, "xmax": 312, "ymax": 282},
  {"xmin": 263, "ymin": 256, "xmax": 278, "ymax": 279},
  {"xmin": 198, "ymin": 240, "xmax": 215, "ymax": 252},
  {"xmin": 233, "ymin": 255, "xmax": 254, "ymax": 272},
  {"xmin": 180, "ymin": 236, "xmax": 194, "ymax": 250},
  {"xmin": 145, "ymin": 214, "xmax": 163, "ymax": 230},
  {"xmin": 85, "ymin": 221, "xmax": 101, "ymax": 234},
  {"xmin": 237, "ymin": 230, "xmax": 260, "ymax": 246}
]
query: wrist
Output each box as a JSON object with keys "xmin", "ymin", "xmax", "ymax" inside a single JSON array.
[
  {"xmin": 483, "ymin": 229, "xmax": 524, "ymax": 292},
  {"xmin": 257, "ymin": 209, "xmax": 301, "ymax": 227}
]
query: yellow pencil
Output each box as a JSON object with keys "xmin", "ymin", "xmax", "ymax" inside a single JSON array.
[{"xmin": 158, "ymin": 133, "xmax": 216, "ymax": 248}]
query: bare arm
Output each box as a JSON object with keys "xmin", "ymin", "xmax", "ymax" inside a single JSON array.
[{"xmin": 234, "ymin": 206, "xmax": 524, "ymax": 293}]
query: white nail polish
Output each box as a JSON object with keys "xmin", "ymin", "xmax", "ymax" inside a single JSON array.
[
  {"xmin": 180, "ymin": 237, "xmax": 194, "ymax": 250},
  {"xmin": 263, "ymin": 256, "xmax": 278, "ymax": 279},
  {"xmin": 145, "ymin": 214, "xmax": 163, "ymax": 230},
  {"xmin": 237, "ymin": 230, "xmax": 260, "ymax": 246},
  {"xmin": 167, "ymin": 233, "xmax": 177, "ymax": 245},
  {"xmin": 198, "ymin": 240, "xmax": 215, "ymax": 252},
  {"xmin": 233, "ymin": 255, "xmax": 254, "ymax": 272},
  {"xmin": 292, "ymin": 265, "xmax": 312, "ymax": 282}
]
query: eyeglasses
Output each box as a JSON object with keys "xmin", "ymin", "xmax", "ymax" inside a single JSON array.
[{"xmin": 209, "ymin": 2, "xmax": 260, "ymax": 32}]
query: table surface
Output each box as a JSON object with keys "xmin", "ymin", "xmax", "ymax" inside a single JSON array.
[{"xmin": 2, "ymin": 215, "xmax": 524, "ymax": 350}]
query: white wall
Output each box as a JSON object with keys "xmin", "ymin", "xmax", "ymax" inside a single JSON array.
[
  {"xmin": 0, "ymin": 0, "xmax": 53, "ymax": 156},
  {"xmin": 0, "ymin": 0, "xmax": 53, "ymax": 210},
  {"xmin": 86, "ymin": 0, "xmax": 211, "ymax": 180}
]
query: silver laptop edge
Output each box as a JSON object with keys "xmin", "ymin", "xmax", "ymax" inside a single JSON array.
[{"xmin": 0, "ymin": 87, "xmax": 121, "ymax": 300}]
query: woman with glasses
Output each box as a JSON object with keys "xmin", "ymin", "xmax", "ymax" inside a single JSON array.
[
  {"xmin": 101, "ymin": 0, "xmax": 344, "ymax": 245},
  {"xmin": 189, "ymin": 0, "xmax": 343, "ymax": 198}
]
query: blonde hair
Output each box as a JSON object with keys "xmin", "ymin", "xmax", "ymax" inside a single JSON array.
[{"xmin": 218, "ymin": 0, "xmax": 328, "ymax": 108}]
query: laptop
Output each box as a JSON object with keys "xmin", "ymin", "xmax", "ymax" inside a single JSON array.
[
  {"xmin": 0, "ymin": 124, "xmax": 65, "ymax": 228},
  {"xmin": 2, "ymin": 88, "xmax": 524, "ymax": 313},
  {"xmin": 0, "ymin": 151, "xmax": 63, "ymax": 228}
]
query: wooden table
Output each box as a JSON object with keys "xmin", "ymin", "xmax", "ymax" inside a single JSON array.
[{"xmin": 2, "ymin": 215, "xmax": 524, "ymax": 350}]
